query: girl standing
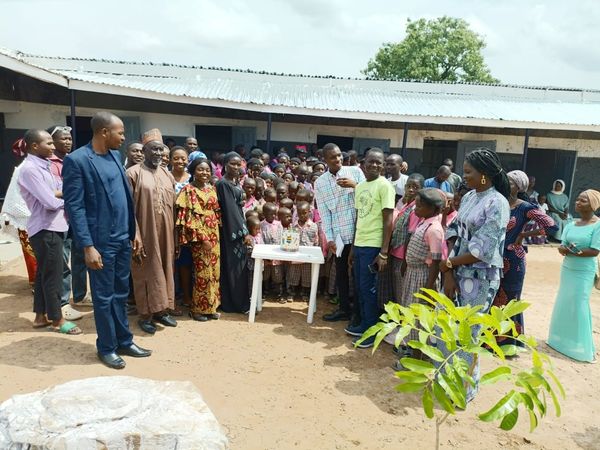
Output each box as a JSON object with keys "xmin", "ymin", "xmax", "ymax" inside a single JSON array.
[
  {"xmin": 176, "ymin": 158, "xmax": 221, "ymax": 321},
  {"xmin": 216, "ymin": 152, "xmax": 253, "ymax": 313}
]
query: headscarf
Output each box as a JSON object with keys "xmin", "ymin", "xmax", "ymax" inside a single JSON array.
[
  {"xmin": 551, "ymin": 179, "xmax": 565, "ymax": 195},
  {"xmin": 583, "ymin": 189, "xmax": 600, "ymax": 212},
  {"xmin": 507, "ymin": 170, "xmax": 529, "ymax": 193}
]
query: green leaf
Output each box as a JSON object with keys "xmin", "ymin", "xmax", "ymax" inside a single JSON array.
[
  {"xmin": 418, "ymin": 330, "xmax": 429, "ymax": 344},
  {"xmin": 395, "ymin": 371, "xmax": 430, "ymax": 383},
  {"xmin": 413, "ymin": 291, "xmax": 437, "ymax": 308},
  {"xmin": 354, "ymin": 323, "xmax": 383, "ymax": 347},
  {"xmin": 480, "ymin": 366, "xmax": 512, "ymax": 385},
  {"xmin": 395, "ymin": 382, "xmax": 427, "ymax": 393},
  {"xmin": 499, "ymin": 320, "xmax": 513, "ymax": 335},
  {"xmin": 433, "ymin": 381, "xmax": 456, "ymax": 414},
  {"xmin": 546, "ymin": 369, "xmax": 566, "ymax": 398},
  {"xmin": 527, "ymin": 409, "xmax": 538, "ymax": 432},
  {"xmin": 499, "ymin": 345, "xmax": 518, "ymax": 356},
  {"xmin": 499, "ymin": 408, "xmax": 519, "ymax": 431},
  {"xmin": 394, "ymin": 325, "xmax": 412, "ymax": 349},
  {"xmin": 437, "ymin": 315, "xmax": 457, "ymax": 351},
  {"xmin": 532, "ymin": 350, "xmax": 543, "ymax": 369},
  {"xmin": 516, "ymin": 375, "xmax": 546, "ymax": 416},
  {"xmin": 458, "ymin": 321, "xmax": 472, "ymax": 346},
  {"xmin": 438, "ymin": 373, "xmax": 466, "ymax": 409},
  {"xmin": 407, "ymin": 342, "xmax": 445, "ymax": 362},
  {"xmin": 479, "ymin": 390, "xmax": 522, "ymax": 422},
  {"xmin": 482, "ymin": 330, "xmax": 505, "ymax": 360},
  {"xmin": 399, "ymin": 357, "xmax": 436, "ymax": 374},
  {"xmin": 371, "ymin": 321, "xmax": 400, "ymax": 353},
  {"xmin": 423, "ymin": 388, "xmax": 434, "ymax": 419},
  {"xmin": 421, "ymin": 287, "xmax": 457, "ymax": 314},
  {"xmin": 383, "ymin": 302, "xmax": 401, "ymax": 323},
  {"xmin": 399, "ymin": 306, "xmax": 415, "ymax": 326},
  {"xmin": 520, "ymin": 391, "xmax": 534, "ymax": 410},
  {"xmin": 502, "ymin": 300, "xmax": 530, "ymax": 319}
]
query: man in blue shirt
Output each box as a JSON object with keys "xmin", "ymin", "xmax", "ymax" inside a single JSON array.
[
  {"xmin": 424, "ymin": 165, "xmax": 454, "ymax": 193},
  {"xmin": 63, "ymin": 112, "xmax": 151, "ymax": 369}
]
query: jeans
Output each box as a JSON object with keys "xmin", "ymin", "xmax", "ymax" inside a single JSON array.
[
  {"xmin": 353, "ymin": 246, "xmax": 381, "ymax": 332},
  {"xmin": 61, "ymin": 235, "xmax": 89, "ymax": 306},
  {"xmin": 89, "ymin": 239, "xmax": 133, "ymax": 355},
  {"xmin": 29, "ymin": 230, "xmax": 65, "ymax": 321}
]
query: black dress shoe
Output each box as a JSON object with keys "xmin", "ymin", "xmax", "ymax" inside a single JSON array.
[
  {"xmin": 117, "ymin": 343, "xmax": 152, "ymax": 358},
  {"xmin": 322, "ymin": 308, "xmax": 352, "ymax": 322},
  {"xmin": 98, "ymin": 352, "xmax": 126, "ymax": 370},
  {"xmin": 189, "ymin": 312, "xmax": 209, "ymax": 322},
  {"xmin": 138, "ymin": 319, "xmax": 157, "ymax": 334},
  {"xmin": 153, "ymin": 314, "xmax": 177, "ymax": 327}
]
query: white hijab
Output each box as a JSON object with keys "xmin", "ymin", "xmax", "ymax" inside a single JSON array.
[{"xmin": 551, "ymin": 179, "xmax": 565, "ymax": 195}]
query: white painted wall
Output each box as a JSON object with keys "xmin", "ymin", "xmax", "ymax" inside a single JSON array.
[{"xmin": 2, "ymin": 101, "xmax": 599, "ymax": 157}]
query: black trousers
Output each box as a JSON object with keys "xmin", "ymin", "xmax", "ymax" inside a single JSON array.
[
  {"xmin": 336, "ymin": 244, "xmax": 360, "ymax": 320},
  {"xmin": 29, "ymin": 230, "xmax": 65, "ymax": 321}
]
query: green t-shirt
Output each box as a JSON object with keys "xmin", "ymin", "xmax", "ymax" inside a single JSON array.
[{"xmin": 354, "ymin": 176, "xmax": 396, "ymax": 247}]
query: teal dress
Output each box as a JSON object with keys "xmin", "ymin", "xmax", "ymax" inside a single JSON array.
[{"xmin": 548, "ymin": 220, "xmax": 600, "ymax": 362}]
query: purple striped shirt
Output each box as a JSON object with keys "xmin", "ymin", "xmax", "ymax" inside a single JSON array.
[{"xmin": 18, "ymin": 154, "xmax": 67, "ymax": 237}]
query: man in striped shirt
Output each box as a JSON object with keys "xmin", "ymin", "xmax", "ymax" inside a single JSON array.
[{"xmin": 314, "ymin": 143, "xmax": 365, "ymax": 323}]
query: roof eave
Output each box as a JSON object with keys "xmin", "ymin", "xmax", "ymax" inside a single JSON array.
[
  {"xmin": 67, "ymin": 79, "xmax": 600, "ymax": 133},
  {"xmin": 0, "ymin": 52, "xmax": 68, "ymax": 88}
]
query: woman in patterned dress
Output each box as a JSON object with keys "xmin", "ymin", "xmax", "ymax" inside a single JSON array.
[
  {"xmin": 175, "ymin": 158, "xmax": 221, "ymax": 321},
  {"xmin": 439, "ymin": 148, "xmax": 510, "ymax": 402},
  {"xmin": 492, "ymin": 170, "xmax": 556, "ymax": 344}
]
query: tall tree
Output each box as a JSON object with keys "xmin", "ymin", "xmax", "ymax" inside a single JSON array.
[{"xmin": 363, "ymin": 16, "xmax": 499, "ymax": 83}]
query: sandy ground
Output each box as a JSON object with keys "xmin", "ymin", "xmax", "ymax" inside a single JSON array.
[{"xmin": 0, "ymin": 246, "xmax": 599, "ymax": 450}]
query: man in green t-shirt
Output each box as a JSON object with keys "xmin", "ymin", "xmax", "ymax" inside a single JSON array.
[{"xmin": 346, "ymin": 148, "xmax": 395, "ymax": 348}]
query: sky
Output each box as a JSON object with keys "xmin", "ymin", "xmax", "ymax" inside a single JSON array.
[{"xmin": 1, "ymin": 0, "xmax": 598, "ymax": 89}]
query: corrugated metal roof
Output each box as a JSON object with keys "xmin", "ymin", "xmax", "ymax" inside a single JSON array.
[{"xmin": 2, "ymin": 48, "xmax": 600, "ymax": 128}]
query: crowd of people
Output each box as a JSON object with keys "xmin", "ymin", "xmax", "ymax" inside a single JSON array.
[{"xmin": 1, "ymin": 111, "xmax": 598, "ymax": 378}]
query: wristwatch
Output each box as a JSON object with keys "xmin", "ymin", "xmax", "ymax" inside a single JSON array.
[{"xmin": 445, "ymin": 259, "xmax": 454, "ymax": 269}]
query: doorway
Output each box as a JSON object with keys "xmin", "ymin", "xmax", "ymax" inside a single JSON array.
[
  {"xmin": 421, "ymin": 140, "xmax": 458, "ymax": 178},
  {"xmin": 525, "ymin": 148, "xmax": 577, "ymax": 198},
  {"xmin": 316, "ymin": 135, "xmax": 353, "ymax": 152},
  {"xmin": 195, "ymin": 125, "xmax": 256, "ymax": 155}
]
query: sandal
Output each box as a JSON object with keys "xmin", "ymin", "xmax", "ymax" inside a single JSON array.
[
  {"xmin": 53, "ymin": 321, "xmax": 82, "ymax": 335},
  {"xmin": 32, "ymin": 321, "xmax": 51, "ymax": 329},
  {"xmin": 168, "ymin": 308, "xmax": 184, "ymax": 317}
]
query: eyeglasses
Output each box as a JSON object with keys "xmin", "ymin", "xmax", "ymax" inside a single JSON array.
[{"xmin": 50, "ymin": 126, "xmax": 72, "ymax": 137}]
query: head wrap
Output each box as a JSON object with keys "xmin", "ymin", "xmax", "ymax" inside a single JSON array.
[
  {"xmin": 551, "ymin": 179, "xmax": 565, "ymax": 195},
  {"xmin": 11, "ymin": 138, "xmax": 26, "ymax": 158},
  {"xmin": 583, "ymin": 189, "xmax": 600, "ymax": 212},
  {"xmin": 507, "ymin": 170, "xmax": 529, "ymax": 193},
  {"xmin": 141, "ymin": 128, "xmax": 163, "ymax": 145}
]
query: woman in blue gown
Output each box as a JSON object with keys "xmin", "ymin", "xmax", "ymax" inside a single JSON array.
[{"xmin": 548, "ymin": 189, "xmax": 600, "ymax": 363}]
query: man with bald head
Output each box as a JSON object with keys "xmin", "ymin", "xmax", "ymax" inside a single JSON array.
[
  {"xmin": 385, "ymin": 154, "xmax": 409, "ymax": 202},
  {"xmin": 63, "ymin": 111, "xmax": 151, "ymax": 369},
  {"xmin": 424, "ymin": 165, "xmax": 453, "ymax": 193}
]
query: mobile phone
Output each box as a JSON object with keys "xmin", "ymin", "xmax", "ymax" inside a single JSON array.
[{"xmin": 368, "ymin": 262, "xmax": 379, "ymax": 274}]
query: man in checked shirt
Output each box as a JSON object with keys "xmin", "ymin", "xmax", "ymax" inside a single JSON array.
[{"xmin": 314, "ymin": 143, "xmax": 365, "ymax": 325}]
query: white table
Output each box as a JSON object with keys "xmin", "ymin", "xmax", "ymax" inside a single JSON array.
[{"xmin": 249, "ymin": 244, "xmax": 325, "ymax": 323}]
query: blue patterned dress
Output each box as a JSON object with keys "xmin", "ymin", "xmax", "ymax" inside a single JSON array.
[{"xmin": 443, "ymin": 187, "xmax": 510, "ymax": 401}]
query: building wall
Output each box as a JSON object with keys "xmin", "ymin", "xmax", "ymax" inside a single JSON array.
[{"xmin": 3, "ymin": 101, "xmax": 599, "ymax": 156}]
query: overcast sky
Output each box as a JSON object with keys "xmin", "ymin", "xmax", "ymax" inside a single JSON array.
[{"xmin": 1, "ymin": 0, "xmax": 598, "ymax": 89}]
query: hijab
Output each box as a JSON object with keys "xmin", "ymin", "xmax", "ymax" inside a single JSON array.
[
  {"xmin": 583, "ymin": 189, "xmax": 600, "ymax": 212},
  {"xmin": 551, "ymin": 179, "xmax": 565, "ymax": 195},
  {"xmin": 507, "ymin": 170, "xmax": 529, "ymax": 193}
]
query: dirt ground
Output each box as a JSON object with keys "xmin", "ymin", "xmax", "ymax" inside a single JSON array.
[{"xmin": 0, "ymin": 246, "xmax": 599, "ymax": 450}]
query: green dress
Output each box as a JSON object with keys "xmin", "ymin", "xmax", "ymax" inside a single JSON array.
[
  {"xmin": 546, "ymin": 191, "xmax": 569, "ymax": 240},
  {"xmin": 547, "ymin": 220, "xmax": 600, "ymax": 362}
]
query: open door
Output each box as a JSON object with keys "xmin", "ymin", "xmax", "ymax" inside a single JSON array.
[{"xmin": 456, "ymin": 140, "xmax": 497, "ymax": 175}]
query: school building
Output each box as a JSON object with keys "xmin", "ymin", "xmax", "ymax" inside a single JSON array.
[{"xmin": 0, "ymin": 47, "xmax": 599, "ymax": 206}]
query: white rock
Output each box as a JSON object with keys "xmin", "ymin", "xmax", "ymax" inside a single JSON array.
[{"xmin": 0, "ymin": 376, "xmax": 228, "ymax": 449}]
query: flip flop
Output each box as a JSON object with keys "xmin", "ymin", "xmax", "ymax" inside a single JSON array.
[{"xmin": 52, "ymin": 321, "xmax": 83, "ymax": 335}]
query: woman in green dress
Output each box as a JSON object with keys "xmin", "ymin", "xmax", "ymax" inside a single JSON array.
[
  {"xmin": 547, "ymin": 189, "xmax": 600, "ymax": 363},
  {"xmin": 546, "ymin": 179, "xmax": 570, "ymax": 241}
]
